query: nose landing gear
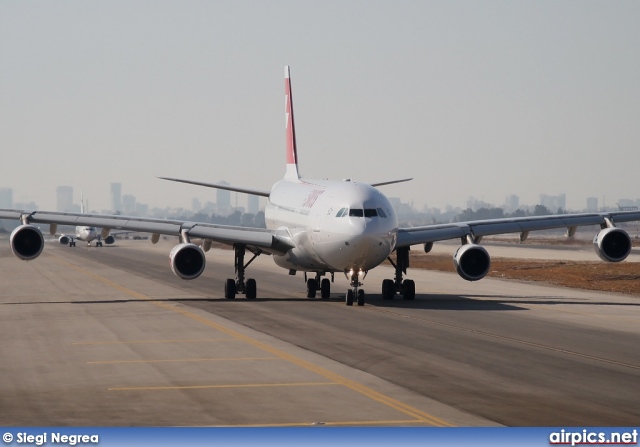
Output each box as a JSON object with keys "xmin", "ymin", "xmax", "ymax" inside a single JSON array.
[{"xmin": 345, "ymin": 270, "xmax": 366, "ymax": 306}]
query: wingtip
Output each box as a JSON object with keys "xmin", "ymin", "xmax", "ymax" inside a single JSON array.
[{"xmin": 285, "ymin": 65, "xmax": 290, "ymax": 79}]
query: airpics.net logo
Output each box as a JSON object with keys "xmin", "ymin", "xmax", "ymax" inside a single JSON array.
[
  {"xmin": 549, "ymin": 429, "xmax": 638, "ymax": 446},
  {"xmin": 3, "ymin": 432, "xmax": 99, "ymax": 446}
]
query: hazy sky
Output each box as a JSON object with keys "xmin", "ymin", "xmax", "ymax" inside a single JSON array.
[{"xmin": 1, "ymin": 1, "xmax": 639, "ymax": 212}]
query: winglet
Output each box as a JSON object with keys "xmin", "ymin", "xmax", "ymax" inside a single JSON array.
[{"xmin": 284, "ymin": 66, "xmax": 300, "ymax": 180}]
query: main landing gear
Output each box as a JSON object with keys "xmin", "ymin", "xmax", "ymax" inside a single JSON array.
[
  {"xmin": 224, "ymin": 244, "xmax": 260, "ymax": 300},
  {"xmin": 305, "ymin": 272, "xmax": 332, "ymax": 299},
  {"xmin": 383, "ymin": 246, "xmax": 415, "ymax": 300}
]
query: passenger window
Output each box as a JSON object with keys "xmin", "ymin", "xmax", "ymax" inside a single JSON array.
[
  {"xmin": 349, "ymin": 209, "xmax": 364, "ymax": 217},
  {"xmin": 364, "ymin": 209, "xmax": 378, "ymax": 217},
  {"xmin": 377, "ymin": 208, "xmax": 387, "ymax": 218}
]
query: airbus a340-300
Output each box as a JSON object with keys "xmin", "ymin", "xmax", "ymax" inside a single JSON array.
[{"xmin": 2, "ymin": 66, "xmax": 640, "ymax": 306}]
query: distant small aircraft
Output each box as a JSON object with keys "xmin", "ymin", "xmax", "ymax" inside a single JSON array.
[
  {"xmin": 2, "ymin": 66, "xmax": 640, "ymax": 306},
  {"xmin": 57, "ymin": 226, "xmax": 116, "ymax": 248},
  {"xmin": 55, "ymin": 193, "xmax": 116, "ymax": 247}
]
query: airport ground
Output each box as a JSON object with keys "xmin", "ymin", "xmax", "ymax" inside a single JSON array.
[{"xmin": 0, "ymin": 236, "xmax": 639, "ymax": 426}]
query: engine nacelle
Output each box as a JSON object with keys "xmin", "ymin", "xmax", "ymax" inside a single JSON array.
[
  {"xmin": 10, "ymin": 224, "xmax": 45, "ymax": 261},
  {"xmin": 453, "ymin": 243, "xmax": 491, "ymax": 281},
  {"xmin": 169, "ymin": 243, "xmax": 206, "ymax": 280},
  {"xmin": 593, "ymin": 227, "xmax": 631, "ymax": 262},
  {"xmin": 59, "ymin": 235, "xmax": 71, "ymax": 245},
  {"xmin": 103, "ymin": 235, "xmax": 115, "ymax": 245}
]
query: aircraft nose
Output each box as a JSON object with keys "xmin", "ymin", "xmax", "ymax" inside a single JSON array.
[{"xmin": 342, "ymin": 221, "xmax": 394, "ymax": 270}]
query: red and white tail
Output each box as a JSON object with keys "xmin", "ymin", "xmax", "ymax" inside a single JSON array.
[{"xmin": 284, "ymin": 66, "xmax": 300, "ymax": 180}]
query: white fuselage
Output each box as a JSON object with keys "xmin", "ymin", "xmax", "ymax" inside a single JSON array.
[
  {"xmin": 265, "ymin": 178, "xmax": 398, "ymax": 273},
  {"xmin": 76, "ymin": 226, "xmax": 97, "ymax": 243}
]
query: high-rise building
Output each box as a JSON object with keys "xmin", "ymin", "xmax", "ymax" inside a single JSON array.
[
  {"xmin": 111, "ymin": 183, "xmax": 122, "ymax": 212},
  {"xmin": 247, "ymin": 195, "xmax": 260, "ymax": 214},
  {"xmin": 217, "ymin": 181, "xmax": 231, "ymax": 215},
  {"xmin": 540, "ymin": 193, "xmax": 566, "ymax": 213},
  {"xmin": 122, "ymin": 194, "xmax": 136, "ymax": 215},
  {"xmin": 0, "ymin": 188, "xmax": 12, "ymax": 209},
  {"xmin": 586, "ymin": 197, "xmax": 598, "ymax": 212},
  {"xmin": 56, "ymin": 186, "xmax": 74, "ymax": 212},
  {"xmin": 505, "ymin": 194, "xmax": 519, "ymax": 212}
]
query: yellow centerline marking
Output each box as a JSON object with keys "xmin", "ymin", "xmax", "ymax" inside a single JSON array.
[
  {"xmin": 109, "ymin": 382, "xmax": 339, "ymax": 391},
  {"xmin": 88, "ymin": 357, "xmax": 279, "ymax": 364},
  {"xmin": 53, "ymin": 253, "xmax": 452, "ymax": 426},
  {"xmin": 73, "ymin": 338, "xmax": 235, "ymax": 345}
]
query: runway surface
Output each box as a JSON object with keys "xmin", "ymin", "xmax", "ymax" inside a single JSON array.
[{"xmin": 1, "ymin": 238, "xmax": 639, "ymax": 426}]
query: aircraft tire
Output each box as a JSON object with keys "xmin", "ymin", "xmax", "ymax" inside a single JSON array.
[
  {"xmin": 320, "ymin": 278, "xmax": 331, "ymax": 299},
  {"xmin": 382, "ymin": 279, "xmax": 395, "ymax": 300},
  {"xmin": 346, "ymin": 290, "xmax": 354, "ymax": 306},
  {"xmin": 225, "ymin": 278, "xmax": 236, "ymax": 299},
  {"xmin": 306, "ymin": 278, "xmax": 317, "ymax": 298},
  {"xmin": 246, "ymin": 278, "xmax": 257, "ymax": 299},
  {"xmin": 402, "ymin": 279, "xmax": 416, "ymax": 300},
  {"xmin": 357, "ymin": 289, "xmax": 365, "ymax": 306}
]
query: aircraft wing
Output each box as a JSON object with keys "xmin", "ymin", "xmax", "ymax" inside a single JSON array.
[
  {"xmin": 0, "ymin": 210, "xmax": 294, "ymax": 255},
  {"xmin": 396, "ymin": 211, "xmax": 640, "ymax": 247}
]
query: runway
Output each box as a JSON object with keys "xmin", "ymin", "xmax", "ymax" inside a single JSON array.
[{"xmin": 1, "ymin": 238, "xmax": 639, "ymax": 426}]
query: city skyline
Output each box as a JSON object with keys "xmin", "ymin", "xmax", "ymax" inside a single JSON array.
[
  {"xmin": 1, "ymin": 2, "xmax": 639, "ymax": 217},
  {"xmin": 1, "ymin": 182, "xmax": 638, "ymax": 217}
]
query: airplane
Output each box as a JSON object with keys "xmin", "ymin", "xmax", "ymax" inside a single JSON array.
[
  {"xmin": 2, "ymin": 66, "xmax": 640, "ymax": 306},
  {"xmin": 56, "ymin": 193, "xmax": 116, "ymax": 248}
]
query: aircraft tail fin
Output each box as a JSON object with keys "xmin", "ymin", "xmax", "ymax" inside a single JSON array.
[{"xmin": 284, "ymin": 66, "xmax": 300, "ymax": 180}]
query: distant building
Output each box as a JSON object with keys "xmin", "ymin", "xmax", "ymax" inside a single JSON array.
[
  {"xmin": 122, "ymin": 194, "xmax": 136, "ymax": 215},
  {"xmin": 504, "ymin": 194, "xmax": 519, "ymax": 213},
  {"xmin": 466, "ymin": 197, "xmax": 493, "ymax": 212},
  {"xmin": 0, "ymin": 188, "xmax": 12, "ymax": 209},
  {"xmin": 111, "ymin": 183, "xmax": 122, "ymax": 213},
  {"xmin": 136, "ymin": 203, "xmax": 149, "ymax": 216},
  {"xmin": 217, "ymin": 181, "xmax": 231, "ymax": 215},
  {"xmin": 540, "ymin": 193, "xmax": 566, "ymax": 213},
  {"xmin": 247, "ymin": 195, "xmax": 260, "ymax": 214},
  {"xmin": 192, "ymin": 197, "xmax": 202, "ymax": 213},
  {"xmin": 586, "ymin": 197, "xmax": 598, "ymax": 212},
  {"xmin": 56, "ymin": 186, "xmax": 74, "ymax": 212}
]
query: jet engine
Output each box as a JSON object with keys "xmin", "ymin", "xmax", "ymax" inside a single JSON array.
[
  {"xmin": 103, "ymin": 235, "xmax": 115, "ymax": 245},
  {"xmin": 10, "ymin": 224, "xmax": 45, "ymax": 261},
  {"xmin": 593, "ymin": 227, "xmax": 632, "ymax": 262},
  {"xmin": 453, "ymin": 243, "xmax": 491, "ymax": 281},
  {"xmin": 59, "ymin": 235, "xmax": 71, "ymax": 245},
  {"xmin": 169, "ymin": 243, "xmax": 206, "ymax": 280}
]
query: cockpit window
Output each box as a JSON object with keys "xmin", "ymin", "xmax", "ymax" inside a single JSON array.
[
  {"xmin": 364, "ymin": 209, "xmax": 378, "ymax": 217},
  {"xmin": 349, "ymin": 209, "xmax": 364, "ymax": 217},
  {"xmin": 336, "ymin": 207, "xmax": 348, "ymax": 217},
  {"xmin": 377, "ymin": 208, "xmax": 387, "ymax": 218}
]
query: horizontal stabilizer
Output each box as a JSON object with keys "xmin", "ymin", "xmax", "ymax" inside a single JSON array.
[
  {"xmin": 158, "ymin": 177, "xmax": 271, "ymax": 197},
  {"xmin": 369, "ymin": 178, "xmax": 413, "ymax": 187}
]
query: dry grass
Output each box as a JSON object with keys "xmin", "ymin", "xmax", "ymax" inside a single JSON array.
[{"xmin": 407, "ymin": 253, "xmax": 640, "ymax": 296}]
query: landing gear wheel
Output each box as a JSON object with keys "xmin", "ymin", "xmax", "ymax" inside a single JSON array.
[
  {"xmin": 245, "ymin": 278, "xmax": 257, "ymax": 299},
  {"xmin": 402, "ymin": 279, "xmax": 415, "ymax": 300},
  {"xmin": 346, "ymin": 290, "xmax": 354, "ymax": 306},
  {"xmin": 97, "ymin": 242, "xmax": 103, "ymax": 247},
  {"xmin": 306, "ymin": 278, "xmax": 317, "ymax": 298},
  {"xmin": 224, "ymin": 278, "xmax": 236, "ymax": 299},
  {"xmin": 382, "ymin": 279, "xmax": 395, "ymax": 300},
  {"xmin": 357, "ymin": 289, "xmax": 365, "ymax": 306},
  {"xmin": 320, "ymin": 278, "xmax": 331, "ymax": 299}
]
